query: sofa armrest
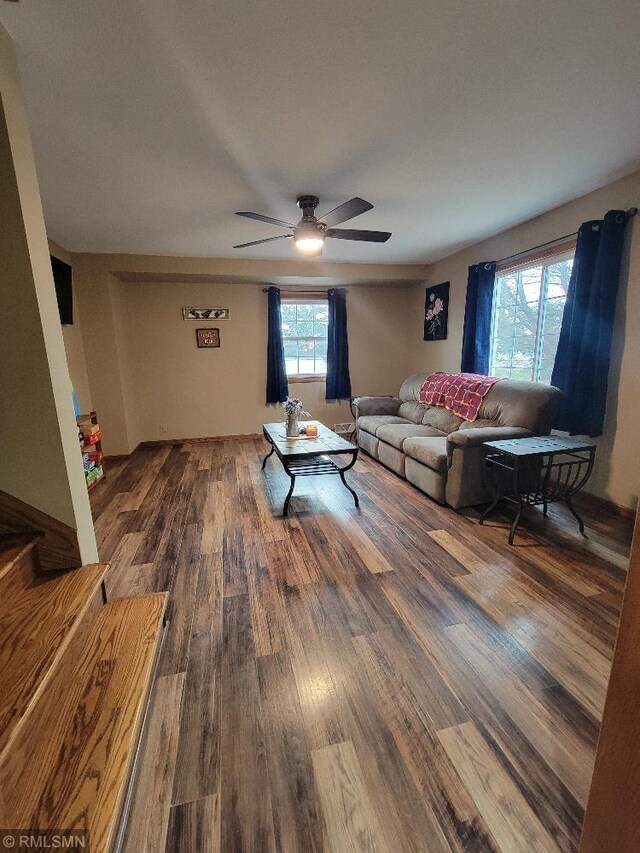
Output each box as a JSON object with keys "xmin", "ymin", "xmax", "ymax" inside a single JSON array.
[
  {"xmin": 447, "ymin": 426, "xmax": 532, "ymax": 451},
  {"xmin": 352, "ymin": 396, "xmax": 402, "ymax": 418}
]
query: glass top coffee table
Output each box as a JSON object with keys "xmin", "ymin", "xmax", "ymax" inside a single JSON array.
[{"xmin": 262, "ymin": 421, "xmax": 359, "ymax": 516}]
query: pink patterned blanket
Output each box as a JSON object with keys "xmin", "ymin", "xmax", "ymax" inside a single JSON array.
[{"xmin": 418, "ymin": 372, "xmax": 502, "ymax": 422}]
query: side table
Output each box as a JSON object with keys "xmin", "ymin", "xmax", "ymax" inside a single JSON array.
[{"xmin": 480, "ymin": 436, "xmax": 596, "ymax": 545}]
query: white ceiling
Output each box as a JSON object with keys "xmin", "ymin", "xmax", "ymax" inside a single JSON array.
[{"xmin": 2, "ymin": 0, "xmax": 640, "ymax": 263}]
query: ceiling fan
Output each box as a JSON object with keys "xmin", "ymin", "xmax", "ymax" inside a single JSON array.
[{"xmin": 233, "ymin": 195, "xmax": 391, "ymax": 254}]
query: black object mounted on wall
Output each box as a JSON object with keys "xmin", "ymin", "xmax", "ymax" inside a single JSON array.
[
  {"xmin": 50, "ymin": 255, "xmax": 73, "ymax": 325},
  {"xmin": 424, "ymin": 281, "xmax": 450, "ymax": 341}
]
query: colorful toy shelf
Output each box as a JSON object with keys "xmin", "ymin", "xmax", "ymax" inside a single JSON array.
[{"xmin": 77, "ymin": 411, "xmax": 105, "ymax": 492}]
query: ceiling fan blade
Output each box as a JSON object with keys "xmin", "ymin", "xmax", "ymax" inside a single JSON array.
[
  {"xmin": 233, "ymin": 234, "xmax": 292, "ymax": 249},
  {"xmin": 319, "ymin": 197, "xmax": 374, "ymax": 228},
  {"xmin": 235, "ymin": 211, "xmax": 295, "ymax": 229},
  {"xmin": 326, "ymin": 228, "xmax": 391, "ymax": 243}
]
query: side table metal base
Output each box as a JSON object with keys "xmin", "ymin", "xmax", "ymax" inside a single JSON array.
[{"xmin": 480, "ymin": 438, "xmax": 596, "ymax": 545}]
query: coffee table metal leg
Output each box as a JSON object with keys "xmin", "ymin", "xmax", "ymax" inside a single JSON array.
[
  {"xmin": 283, "ymin": 472, "xmax": 296, "ymax": 516},
  {"xmin": 339, "ymin": 469, "xmax": 359, "ymax": 508},
  {"xmin": 338, "ymin": 451, "xmax": 360, "ymax": 508},
  {"xmin": 262, "ymin": 444, "xmax": 275, "ymax": 470}
]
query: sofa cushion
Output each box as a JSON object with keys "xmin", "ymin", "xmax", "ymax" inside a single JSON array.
[
  {"xmin": 403, "ymin": 436, "xmax": 449, "ymax": 473},
  {"xmin": 421, "ymin": 406, "xmax": 464, "ymax": 433},
  {"xmin": 377, "ymin": 424, "xmax": 445, "ymax": 451},
  {"xmin": 399, "ymin": 374, "xmax": 427, "ymax": 402},
  {"xmin": 357, "ymin": 415, "xmax": 411, "ymax": 436},
  {"xmin": 398, "ymin": 401, "xmax": 428, "ymax": 423},
  {"xmin": 472, "ymin": 380, "xmax": 562, "ymax": 432}
]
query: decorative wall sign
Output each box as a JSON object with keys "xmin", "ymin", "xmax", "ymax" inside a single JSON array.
[
  {"xmin": 424, "ymin": 282, "xmax": 450, "ymax": 341},
  {"xmin": 183, "ymin": 308, "xmax": 229, "ymax": 320},
  {"xmin": 196, "ymin": 328, "xmax": 220, "ymax": 348}
]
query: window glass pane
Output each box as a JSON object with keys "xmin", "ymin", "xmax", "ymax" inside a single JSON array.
[
  {"xmin": 520, "ymin": 265, "xmax": 543, "ymax": 304},
  {"xmin": 283, "ymin": 340, "xmax": 297, "ymax": 360},
  {"xmin": 281, "ymin": 300, "xmax": 328, "ymax": 376},
  {"xmin": 546, "ymin": 259, "xmax": 573, "ymax": 299},
  {"xmin": 313, "ymin": 304, "xmax": 329, "ymax": 322},
  {"xmin": 494, "ymin": 334, "xmax": 516, "ymax": 363},
  {"xmin": 295, "ymin": 303, "xmax": 315, "ymax": 322},
  {"xmin": 299, "ymin": 339, "xmax": 315, "ymax": 358},
  {"xmin": 539, "ymin": 333, "xmax": 560, "ymax": 380},
  {"xmin": 511, "ymin": 335, "xmax": 535, "ymax": 368},
  {"xmin": 282, "ymin": 319, "xmax": 297, "ymax": 338},
  {"xmin": 544, "ymin": 297, "xmax": 565, "ymax": 335},
  {"xmin": 515, "ymin": 301, "xmax": 539, "ymax": 336},
  {"xmin": 296, "ymin": 321, "xmax": 313, "ymax": 339},
  {"xmin": 313, "ymin": 317, "xmax": 328, "ymax": 337},
  {"xmin": 497, "ymin": 273, "xmax": 518, "ymax": 306},
  {"xmin": 489, "ymin": 251, "xmax": 572, "ymax": 385},
  {"xmin": 280, "ymin": 303, "xmax": 296, "ymax": 322}
]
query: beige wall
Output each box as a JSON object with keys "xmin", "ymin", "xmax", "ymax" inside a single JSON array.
[
  {"xmin": 112, "ymin": 282, "xmax": 410, "ymax": 447},
  {"xmin": 407, "ymin": 169, "xmax": 640, "ymax": 509},
  {"xmin": 48, "ymin": 240, "xmax": 93, "ymax": 413},
  {"xmin": 73, "ymin": 260, "xmax": 133, "ymax": 455},
  {"xmin": 0, "ymin": 23, "xmax": 97, "ymax": 561}
]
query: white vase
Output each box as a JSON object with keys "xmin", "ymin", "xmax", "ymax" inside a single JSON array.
[{"xmin": 286, "ymin": 414, "xmax": 299, "ymax": 437}]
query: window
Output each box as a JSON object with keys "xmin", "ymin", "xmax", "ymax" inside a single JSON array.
[
  {"xmin": 281, "ymin": 299, "xmax": 328, "ymax": 378},
  {"xmin": 489, "ymin": 249, "xmax": 574, "ymax": 384}
]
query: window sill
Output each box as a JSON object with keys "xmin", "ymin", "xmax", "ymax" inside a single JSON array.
[{"xmin": 288, "ymin": 375, "xmax": 326, "ymax": 384}]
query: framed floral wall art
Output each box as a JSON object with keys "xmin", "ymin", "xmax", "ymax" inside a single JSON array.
[{"xmin": 424, "ymin": 282, "xmax": 450, "ymax": 341}]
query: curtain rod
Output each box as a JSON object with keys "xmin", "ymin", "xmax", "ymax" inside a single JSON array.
[
  {"xmin": 261, "ymin": 287, "xmax": 328, "ymax": 294},
  {"xmin": 495, "ymin": 207, "xmax": 637, "ymax": 266}
]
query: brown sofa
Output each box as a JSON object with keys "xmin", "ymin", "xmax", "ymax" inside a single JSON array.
[{"xmin": 353, "ymin": 373, "xmax": 562, "ymax": 508}]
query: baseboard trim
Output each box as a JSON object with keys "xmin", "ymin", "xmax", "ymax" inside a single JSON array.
[
  {"xmin": 575, "ymin": 489, "xmax": 636, "ymax": 522},
  {"xmin": 139, "ymin": 433, "xmax": 263, "ymax": 448}
]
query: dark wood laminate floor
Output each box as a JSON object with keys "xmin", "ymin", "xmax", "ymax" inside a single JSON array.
[{"xmin": 91, "ymin": 439, "xmax": 629, "ymax": 853}]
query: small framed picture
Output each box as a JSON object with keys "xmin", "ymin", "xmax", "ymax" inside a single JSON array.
[
  {"xmin": 196, "ymin": 328, "xmax": 220, "ymax": 348},
  {"xmin": 424, "ymin": 281, "xmax": 450, "ymax": 341},
  {"xmin": 183, "ymin": 308, "xmax": 229, "ymax": 320}
]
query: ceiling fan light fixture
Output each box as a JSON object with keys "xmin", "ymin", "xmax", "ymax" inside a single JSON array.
[
  {"xmin": 294, "ymin": 225, "xmax": 324, "ymax": 254},
  {"xmin": 234, "ymin": 195, "xmax": 391, "ymax": 252}
]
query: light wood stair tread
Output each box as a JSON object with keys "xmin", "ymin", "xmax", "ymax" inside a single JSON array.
[
  {"xmin": 0, "ymin": 592, "xmax": 167, "ymax": 850},
  {"xmin": 0, "ymin": 561, "xmax": 108, "ymax": 757}
]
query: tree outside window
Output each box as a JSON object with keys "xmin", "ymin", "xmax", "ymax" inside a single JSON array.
[
  {"xmin": 489, "ymin": 252, "xmax": 573, "ymax": 384},
  {"xmin": 281, "ymin": 300, "xmax": 328, "ymax": 377}
]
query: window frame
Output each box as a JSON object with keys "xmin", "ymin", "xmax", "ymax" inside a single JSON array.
[
  {"xmin": 489, "ymin": 241, "xmax": 575, "ymax": 384},
  {"xmin": 280, "ymin": 294, "xmax": 329, "ymax": 383}
]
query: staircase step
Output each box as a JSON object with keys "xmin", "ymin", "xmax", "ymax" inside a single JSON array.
[
  {"xmin": 0, "ymin": 593, "xmax": 167, "ymax": 851},
  {"xmin": 0, "ymin": 533, "xmax": 40, "ymax": 582},
  {"xmin": 0, "ymin": 561, "xmax": 108, "ymax": 757}
]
